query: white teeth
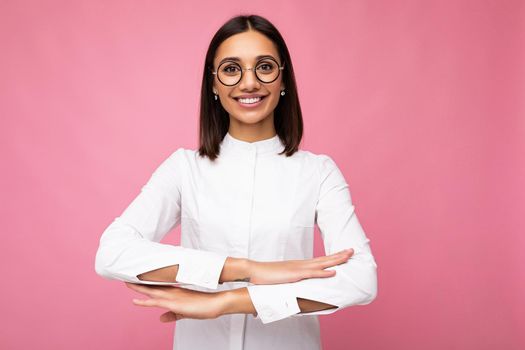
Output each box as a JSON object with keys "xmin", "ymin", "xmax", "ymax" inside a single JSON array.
[{"xmin": 238, "ymin": 97, "xmax": 262, "ymax": 104}]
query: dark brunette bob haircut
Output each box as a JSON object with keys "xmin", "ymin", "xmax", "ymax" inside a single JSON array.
[{"xmin": 197, "ymin": 14, "xmax": 304, "ymax": 161}]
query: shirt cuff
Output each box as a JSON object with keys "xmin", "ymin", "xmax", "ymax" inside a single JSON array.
[
  {"xmin": 175, "ymin": 249, "xmax": 228, "ymax": 289},
  {"xmin": 247, "ymin": 284, "xmax": 301, "ymax": 324}
]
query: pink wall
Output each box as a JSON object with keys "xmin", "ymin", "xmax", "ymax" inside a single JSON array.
[{"xmin": 1, "ymin": 1, "xmax": 523, "ymax": 349}]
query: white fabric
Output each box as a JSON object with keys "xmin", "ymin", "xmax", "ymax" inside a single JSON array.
[{"xmin": 95, "ymin": 131, "xmax": 377, "ymax": 349}]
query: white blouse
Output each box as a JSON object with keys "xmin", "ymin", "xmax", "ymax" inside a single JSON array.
[{"xmin": 95, "ymin": 131, "xmax": 377, "ymax": 350}]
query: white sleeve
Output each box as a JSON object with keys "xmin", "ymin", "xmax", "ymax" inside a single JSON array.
[
  {"xmin": 94, "ymin": 148, "xmax": 227, "ymax": 290},
  {"xmin": 246, "ymin": 154, "xmax": 378, "ymax": 324}
]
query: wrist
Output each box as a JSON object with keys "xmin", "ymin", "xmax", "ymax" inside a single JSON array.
[{"xmin": 219, "ymin": 287, "xmax": 257, "ymax": 317}]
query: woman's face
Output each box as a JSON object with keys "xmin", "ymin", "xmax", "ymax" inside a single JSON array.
[{"xmin": 212, "ymin": 30, "xmax": 285, "ymax": 129}]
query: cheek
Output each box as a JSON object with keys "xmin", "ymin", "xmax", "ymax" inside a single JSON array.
[
  {"xmin": 266, "ymin": 95, "xmax": 280, "ymax": 110},
  {"xmin": 268, "ymin": 87, "xmax": 283, "ymax": 106},
  {"xmin": 265, "ymin": 84, "xmax": 283, "ymax": 107}
]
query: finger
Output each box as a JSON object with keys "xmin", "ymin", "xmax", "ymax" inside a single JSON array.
[
  {"xmin": 316, "ymin": 252, "xmax": 353, "ymax": 269},
  {"xmin": 325, "ymin": 249, "xmax": 352, "ymax": 257},
  {"xmin": 126, "ymin": 283, "xmax": 155, "ymax": 293},
  {"xmin": 160, "ymin": 311, "xmax": 179, "ymax": 323},
  {"xmin": 307, "ymin": 269, "xmax": 337, "ymax": 279},
  {"xmin": 311, "ymin": 251, "xmax": 352, "ymax": 266},
  {"xmin": 126, "ymin": 283, "xmax": 156, "ymax": 296},
  {"xmin": 126, "ymin": 282, "xmax": 144, "ymax": 290},
  {"xmin": 127, "ymin": 283, "xmax": 169, "ymax": 299},
  {"xmin": 332, "ymin": 248, "xmax": 354, "ymax": 257},
  {"xmin": 126, "ymin": 282, "xmax": 174, "ymax": 291},
  {"xmin": 312, "ymin": 249, "xmax": 353, "ymax": 263},
  {"xmin": 132, "ymin": 298, "xmax": 173, "ymax": 310},
  {"xmin": 326, "ymin": 249, "xmax": 354, "ymax": 261}
]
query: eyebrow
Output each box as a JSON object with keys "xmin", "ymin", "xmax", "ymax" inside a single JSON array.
[{"xmin": 218, "ymin": 55, "xmax": 278, "ymax": 65}]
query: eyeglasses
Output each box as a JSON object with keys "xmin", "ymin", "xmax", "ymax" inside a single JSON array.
[{"xmin": 211, "ymin": 57, "xmax": 285, "ymax": 86}]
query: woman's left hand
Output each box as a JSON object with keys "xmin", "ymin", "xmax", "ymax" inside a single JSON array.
[{"xmin": 125, "ymin": 282, "xmax": 225, "ymax": 322}]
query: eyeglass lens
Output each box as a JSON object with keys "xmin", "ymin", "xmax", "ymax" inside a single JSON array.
[{"xmin": 216, "ymin": 58, "xmax": 281, "ymax": 86}]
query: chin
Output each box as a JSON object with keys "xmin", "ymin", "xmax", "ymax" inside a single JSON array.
[
  {"xmin": 233, "ymin": 115, "xmax": 269, "ymax": 125},
  {"xmin": 227, "ymin": 108, "xmax": 270, "ymax": 123}
]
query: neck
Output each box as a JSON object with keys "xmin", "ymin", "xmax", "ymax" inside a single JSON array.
[{"xmin": 228, "ymin": 114, "xmax": 276, "ymax": 142}]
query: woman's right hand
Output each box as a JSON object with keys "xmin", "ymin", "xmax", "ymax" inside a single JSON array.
[{"xmin": 245, "ymin": 249, "xmax": 354, "ymax": 285}]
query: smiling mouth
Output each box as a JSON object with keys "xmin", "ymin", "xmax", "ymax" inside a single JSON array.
[{"xmin": 234, "ymin": 95, "xmax": 267, "ymax": 107}]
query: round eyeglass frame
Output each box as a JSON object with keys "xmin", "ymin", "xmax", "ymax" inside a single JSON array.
[{"xmin": 211, "ymin": 57, "xmax": 285, "ymax": 86}]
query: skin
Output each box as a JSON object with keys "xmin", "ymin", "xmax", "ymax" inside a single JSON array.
[
  {"xmin": 212, "ymin": 30, "xmax": 284, "ymax": 142},
  {"xmin": 127, "ymin": 249, "xmax": 353, "ymax": 322},
  {"xmin": 128, "ymin": 30, "xmax": 355, "ymax": 322}
]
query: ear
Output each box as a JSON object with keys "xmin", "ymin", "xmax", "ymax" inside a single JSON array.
[{"xmin": 212, "ymin": 76, "xmax": 217, "ymax": 94}]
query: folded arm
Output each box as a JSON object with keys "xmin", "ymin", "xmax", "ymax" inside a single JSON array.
[
  {"xmin": 135, "ymin": 256, "xmax": 249, "ymax": 284},
  {"xmin": 219, "ymin": 287, "xmax": 337, "ymax": 318},
  {"xmin": 94, "ymin": 148, "xmax": 339, "ymax": 289},
  {"xmin": 244, "ymin": 155, "xmax": 378, "ymax": 324},
  {"xmin": 94, "ymin": 148, "xmax": 228, "ymax": 290}
]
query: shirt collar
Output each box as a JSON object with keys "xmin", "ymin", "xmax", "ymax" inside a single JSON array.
[{"xmin": 220, "ymin": 131, "xmax": 285, "ymax": 156}]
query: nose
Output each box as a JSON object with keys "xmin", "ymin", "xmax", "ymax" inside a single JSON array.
[{"xmin": 238, "ymin": 67, "xmax": 260, "ymax": 90}]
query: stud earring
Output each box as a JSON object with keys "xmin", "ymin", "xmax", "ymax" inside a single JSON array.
[
  {"xmin": 214, "ymin": 93, "xmax": 218, "ymax": 100},
  {"xmin": 280, "ymin": 90, "xmax": 285, "ymax": 96}
]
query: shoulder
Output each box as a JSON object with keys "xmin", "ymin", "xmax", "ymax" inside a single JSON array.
[
  {"xmin": 153, "ymin": 147, "xmax": 193, "ymax": 179},
  {"xmin": 165, "ymin": 147, "xmax": 211, "ymax": 174},
  {"xmin": 294, "ymin": 148, "xmax": 340, "ymax": 175},
  {"xmin": 166, "ymin": 147, "xmax": 197, "ymax": 164}
]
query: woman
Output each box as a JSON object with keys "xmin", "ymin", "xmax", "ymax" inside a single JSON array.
[{"xmin": 95, "ymin": 14, "xmax": 377, "ymax": 350}]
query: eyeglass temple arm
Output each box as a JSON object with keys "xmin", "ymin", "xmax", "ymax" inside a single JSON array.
[{"xmin": 211, "ymin": 66, "xmax": 284, "ymax": 74}]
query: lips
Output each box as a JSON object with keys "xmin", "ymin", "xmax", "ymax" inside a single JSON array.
[
  {"xmin": 233, "ymin": 95, "xmax": 267, "ymax": 100},
  {"xmin": 234, "ymin": 95, "xmax": 267, "ymax": 107}
]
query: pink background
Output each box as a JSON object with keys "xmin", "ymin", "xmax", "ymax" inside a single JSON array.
[{"xmin": 1, "ymin": 1, "xmax": 523, "ymax": 349}]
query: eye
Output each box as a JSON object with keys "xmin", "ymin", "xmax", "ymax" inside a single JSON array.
[
  {"xmin": 256, "ymin": 61, "xmax": 276, "ymax": 73},
  {"xmin": 221, "ymin": 64, "xmax": 240, "ymax": 74}
]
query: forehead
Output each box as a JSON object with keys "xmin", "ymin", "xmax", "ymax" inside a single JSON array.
[{"xmin": 214, "ymin": 30, "xmax": 280, "ymax": 66}]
